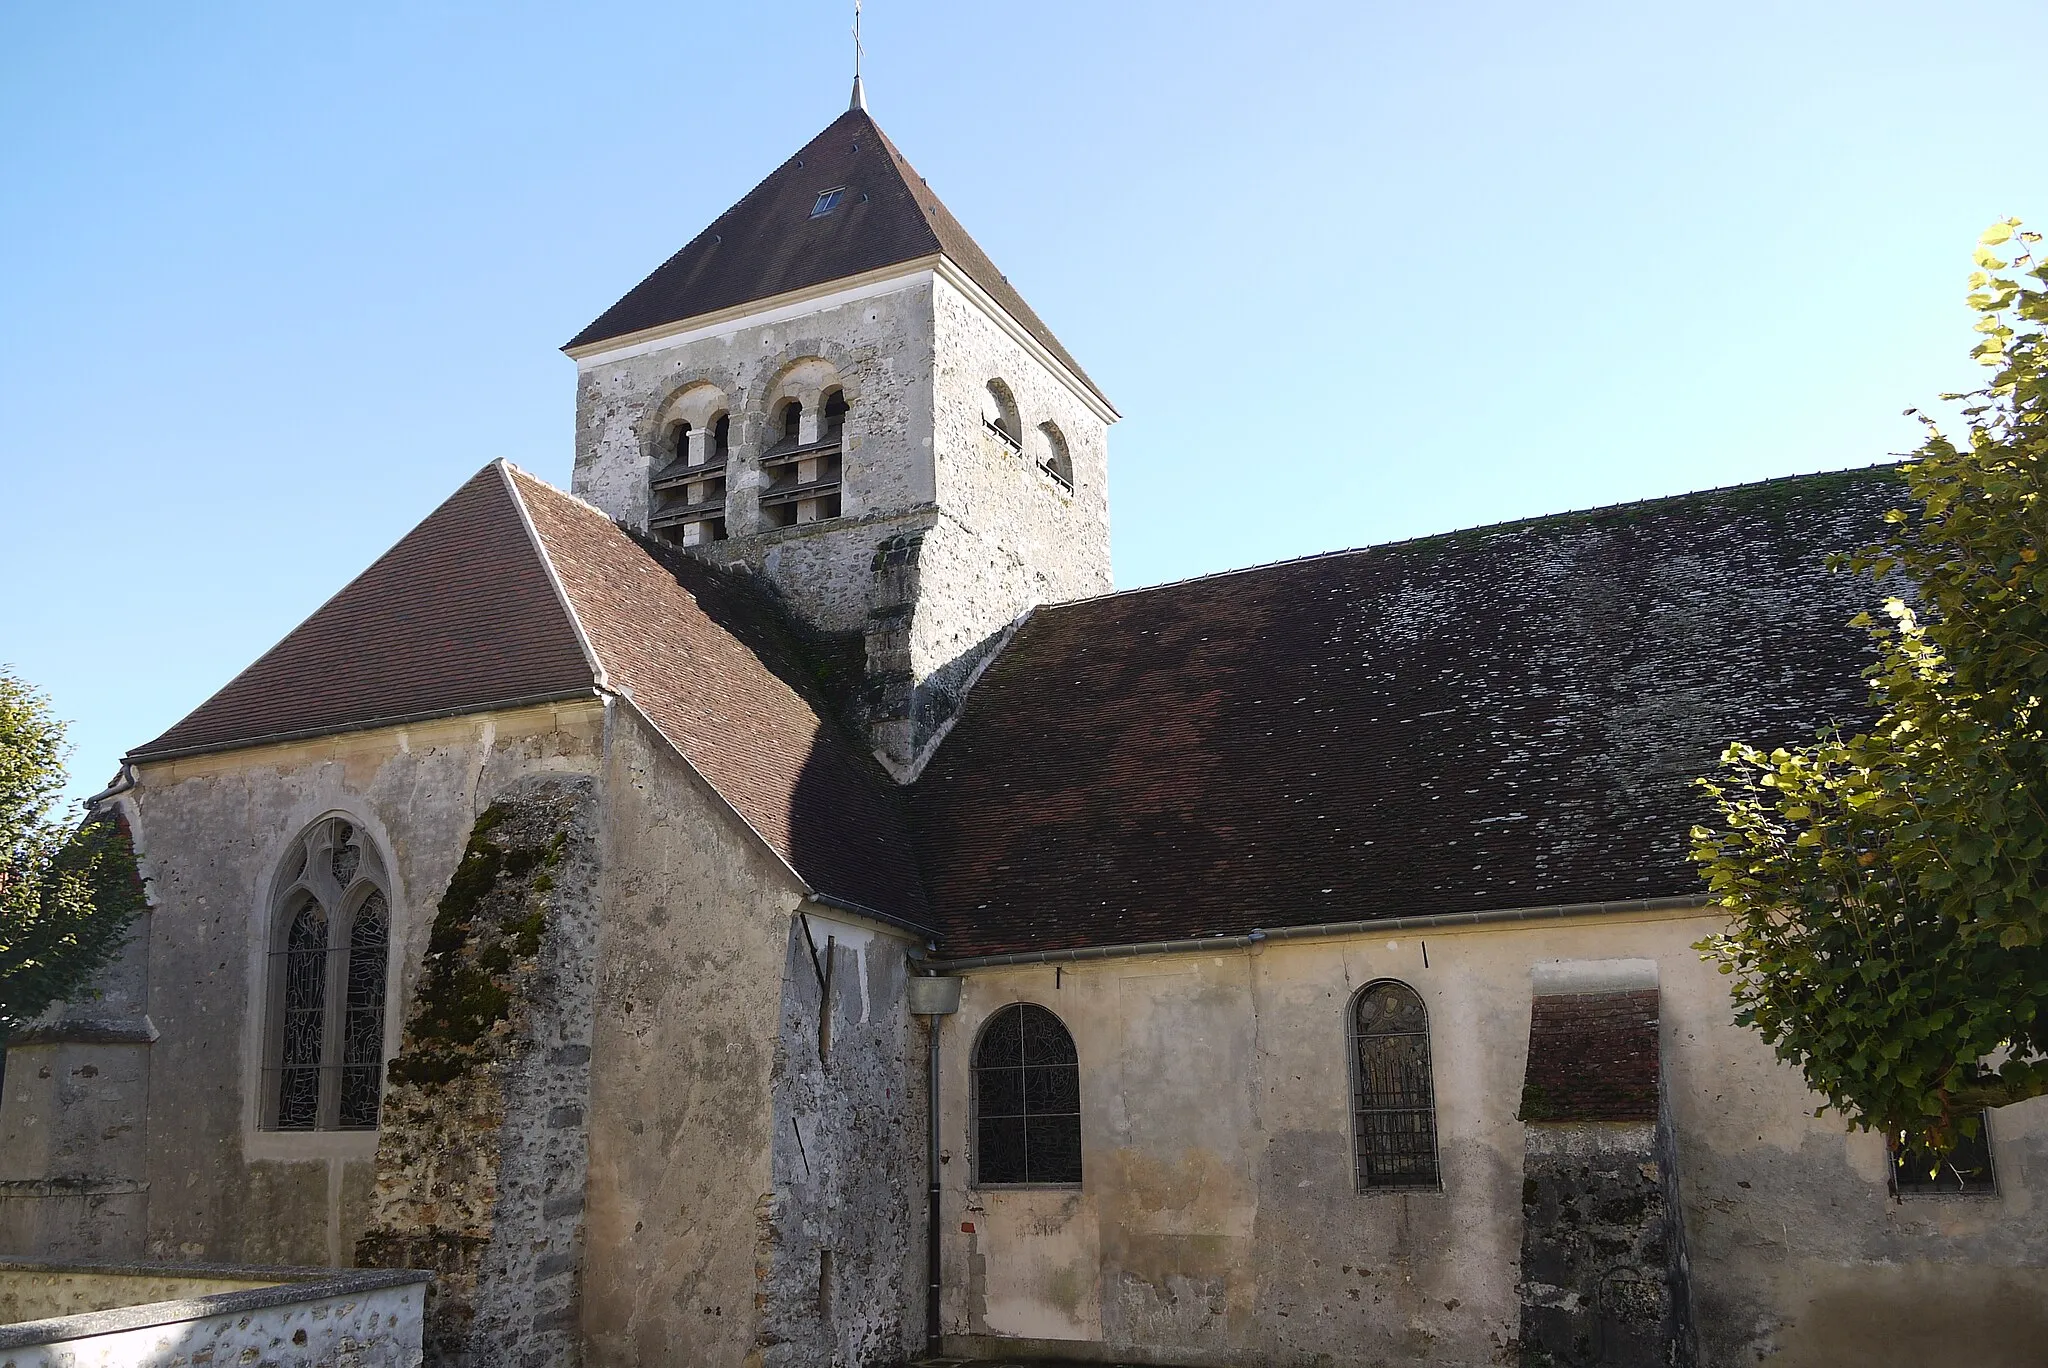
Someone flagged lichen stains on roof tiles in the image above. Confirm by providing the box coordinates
[910,464,1907,958]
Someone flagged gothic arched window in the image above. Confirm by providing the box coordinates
[263,817,394,1131]
[1349,980,1440,1190]
[973,1002,1081,1185]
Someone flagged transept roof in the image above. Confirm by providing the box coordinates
[132,463,927,924]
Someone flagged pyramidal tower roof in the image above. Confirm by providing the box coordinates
[564,105,1106,405]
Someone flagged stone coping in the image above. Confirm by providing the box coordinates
[0,1259,432,1349]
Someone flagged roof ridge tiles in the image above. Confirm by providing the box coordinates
[1040,460,1907,614]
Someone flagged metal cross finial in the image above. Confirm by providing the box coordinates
[849,0,867,110]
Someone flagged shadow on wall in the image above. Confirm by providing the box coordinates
[1764,1267,2048,1368]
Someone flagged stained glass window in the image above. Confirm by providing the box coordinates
[1350,981,1440,1190]
[975,1003,1081,1185]
[275,900,328,1129]
[339,891,389,1129]
[264,817,392,1132]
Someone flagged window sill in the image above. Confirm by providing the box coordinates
[243,1126,380,1164]
[969,1182,1084,1192]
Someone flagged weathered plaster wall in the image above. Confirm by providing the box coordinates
[761,912,924,1367]
[65,702,602,1273]
[577,705,797,1366]
[938,912,2048,1368]
[355,773,602,1367]
[581,706,926,1367]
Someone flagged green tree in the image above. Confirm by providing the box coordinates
[0,669,144,1052]
[1693,220,2048,1154]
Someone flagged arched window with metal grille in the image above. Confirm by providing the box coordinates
[1348,980,1440,1190]
[263,817,394,1131]
[973,1003,1082,1185]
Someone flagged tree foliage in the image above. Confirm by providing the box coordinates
[1693,221,2048,1154]
[0,669,144,1044]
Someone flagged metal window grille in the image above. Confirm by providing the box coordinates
[1350,981,1440,1191]
[1891,1113,1997,1196]
[974,1003,1081,1185]
[262,819,391,1132]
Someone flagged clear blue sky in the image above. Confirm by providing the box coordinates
[1,1,2037,805]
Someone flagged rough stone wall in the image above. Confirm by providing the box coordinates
[570,275,938,597]
[0,812,154,1261]
[575,704,797,1367]
[1515,979,1693,1368]
[760,913,924,1368]
[355,773,601,1368]
[937,912,2048,1368]
[75,702,601,1273]
[570,268,1115,775]
[1518,1126,1685,1368]
[908,274,1112,771]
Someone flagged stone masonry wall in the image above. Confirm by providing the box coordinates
[759,913,924,1368]
[1516,979,1695,1368]
[908,274,1112,773]
[355,773,602,1368]
[0,812,154,1262]
[570,275,938,606]
[570,268,1114,776]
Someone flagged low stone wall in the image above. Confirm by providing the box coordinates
[0,1261,428,1367]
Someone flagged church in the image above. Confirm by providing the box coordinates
[4,85,2045,1368]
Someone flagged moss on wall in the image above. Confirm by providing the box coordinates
[355,775,600,1368]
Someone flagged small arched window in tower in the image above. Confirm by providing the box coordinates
[264,817,394,1132]
[762,393,842,529]
[974,1002,1082,1185]
[981,380,1020,451]
[651,411,727,547]
[1037,422,1074,492]
[1349,980,1440,1190]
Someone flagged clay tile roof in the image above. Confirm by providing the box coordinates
[508,468,927,923]
[130,466,598,761]
[1520,989,1663,1124]
[563,108,1108,409]
[911,465,1906,958]
[135,463,926,924]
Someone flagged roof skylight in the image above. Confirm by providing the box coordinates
[810,187,845,218]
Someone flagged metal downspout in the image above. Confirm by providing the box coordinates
[925,1014,942,1354]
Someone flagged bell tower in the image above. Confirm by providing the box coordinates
[565,92,1116,778]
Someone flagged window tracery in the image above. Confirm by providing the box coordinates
[263,817,393,1132]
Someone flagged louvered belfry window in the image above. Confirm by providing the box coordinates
[974,1003,1082,1185]
[1350,980,1441,1190]
[263,818,393,1131]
